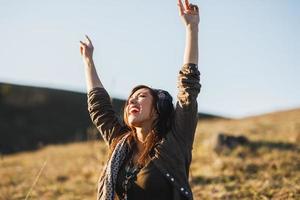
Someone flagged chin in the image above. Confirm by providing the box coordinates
[128,116,142,127]
[128,120,141,127]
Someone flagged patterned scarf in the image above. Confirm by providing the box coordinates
[97,133,130,200]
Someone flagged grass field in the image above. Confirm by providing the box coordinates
[1,108,300,200]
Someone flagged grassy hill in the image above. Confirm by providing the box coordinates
[0,82,91,154]
[1,108,299,199]
[0,82,221,154]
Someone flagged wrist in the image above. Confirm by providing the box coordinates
[186,24,199,32]
[83,57,94,67]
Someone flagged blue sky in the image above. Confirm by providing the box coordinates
[0,0,299,118]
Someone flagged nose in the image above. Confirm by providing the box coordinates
[128,96,137,105]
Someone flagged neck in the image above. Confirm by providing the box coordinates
[134,125,151,152]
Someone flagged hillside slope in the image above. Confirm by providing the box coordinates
[0,83,91,154]
[1,108,299,199]
[0,82,221,154]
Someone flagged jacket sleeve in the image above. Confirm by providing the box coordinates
[87,87,128,146]
[172,63,201,151]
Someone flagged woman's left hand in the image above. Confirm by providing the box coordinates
[177,0,200,27]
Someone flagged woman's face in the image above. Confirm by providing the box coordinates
[126,88,157,127]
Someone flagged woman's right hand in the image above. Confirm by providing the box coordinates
[80,35,94,63]
[177,0,200,28]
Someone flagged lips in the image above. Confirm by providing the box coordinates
[129,105,140,114]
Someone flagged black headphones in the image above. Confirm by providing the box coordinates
[154,89,174,117]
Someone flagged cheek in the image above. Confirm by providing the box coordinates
[141,101,154,116]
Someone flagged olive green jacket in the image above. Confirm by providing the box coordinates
[88,63,201,200]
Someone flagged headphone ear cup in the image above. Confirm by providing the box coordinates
[156,101,161,115]
[155,89,173,117]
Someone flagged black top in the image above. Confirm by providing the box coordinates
[115,158,173,200]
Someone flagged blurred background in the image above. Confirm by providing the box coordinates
[0,0,299,199]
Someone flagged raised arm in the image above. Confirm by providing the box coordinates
[80,36,127,145]
[172,0,201,151]
[178,0,199,65]
[80,35,103,92]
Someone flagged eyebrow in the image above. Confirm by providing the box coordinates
[131,91,148,98]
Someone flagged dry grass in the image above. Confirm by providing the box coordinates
[0,142,106,200]
[1,108,300,199]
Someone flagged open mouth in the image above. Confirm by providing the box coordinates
[129,106,140,114]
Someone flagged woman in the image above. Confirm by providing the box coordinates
[80,0,201,199]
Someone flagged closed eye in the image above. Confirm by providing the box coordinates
[127,92,148,103]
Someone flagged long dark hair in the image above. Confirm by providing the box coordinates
[110,85,174,166]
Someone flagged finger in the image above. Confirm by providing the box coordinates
[79,44,86,51]
[177,0,184,16]
[80,41,87,47]
[191,4,199,12]
[184,0,190,10]
[188,7,197,15]
[85,35,93,45]
[186,10,197,15]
